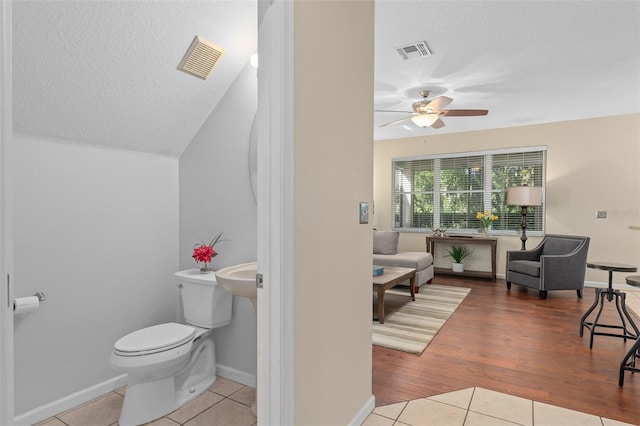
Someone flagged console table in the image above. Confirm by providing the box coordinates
[425,235,497,281]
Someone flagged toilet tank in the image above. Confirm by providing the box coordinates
[174,269,233,329]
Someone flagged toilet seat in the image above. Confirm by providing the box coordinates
[114,323,196,357]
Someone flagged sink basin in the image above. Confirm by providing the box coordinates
[215,261,258,306]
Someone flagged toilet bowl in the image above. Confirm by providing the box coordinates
[110,270,232,426]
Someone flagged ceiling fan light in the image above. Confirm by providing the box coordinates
[411,114,439,127]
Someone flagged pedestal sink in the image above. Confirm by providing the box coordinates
[214,261,258,415]
[215,261,257,308]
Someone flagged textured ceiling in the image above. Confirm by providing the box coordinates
[12,0,257,157]
[374,1,640,140]
[11,1,640,156]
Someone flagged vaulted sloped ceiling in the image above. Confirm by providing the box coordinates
[12,0,257,157]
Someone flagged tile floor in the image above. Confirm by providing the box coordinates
[36,379,637,426]
[363,387,635,426]
[36,378,256,426]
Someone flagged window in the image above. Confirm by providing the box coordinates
[392,147,546,234]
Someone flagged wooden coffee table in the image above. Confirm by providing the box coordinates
[373,266,416,324]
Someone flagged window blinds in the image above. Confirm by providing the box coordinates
[392,147,546,233]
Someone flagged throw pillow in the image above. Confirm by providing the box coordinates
[373,231,399,255]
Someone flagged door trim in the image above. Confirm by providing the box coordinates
[1,0,15,423]
[256,0,294,424]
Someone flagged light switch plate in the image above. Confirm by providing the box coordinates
[596,211,607,219]
[359,202,369,224]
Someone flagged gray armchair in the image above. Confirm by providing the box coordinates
[506,234,590,299]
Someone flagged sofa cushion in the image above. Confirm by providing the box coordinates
[509,260,541,277]
[542,238,581,256]
[373,231,399,255]
[373,252,433,271]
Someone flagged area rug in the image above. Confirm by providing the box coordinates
[372,284,471,354]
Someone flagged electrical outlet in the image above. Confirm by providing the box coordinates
[596,211,607,219]
[359,202,369,224]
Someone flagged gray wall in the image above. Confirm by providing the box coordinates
[13,138,179,414]
[179,62,258,381]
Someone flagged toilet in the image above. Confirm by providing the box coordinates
[110,269,232,426]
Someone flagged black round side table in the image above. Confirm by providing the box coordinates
[619,275,640,386]
[627,276,640,286]
[580,262,638,350]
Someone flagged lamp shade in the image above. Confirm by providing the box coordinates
[410,113,439,127]
[507,186,542,206]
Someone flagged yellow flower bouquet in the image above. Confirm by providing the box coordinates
[476,211,499,236]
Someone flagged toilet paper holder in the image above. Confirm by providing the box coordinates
[13,292,45,311]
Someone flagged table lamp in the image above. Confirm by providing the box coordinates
[507,186,542,250]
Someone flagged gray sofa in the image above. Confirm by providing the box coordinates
[506,234,590,299]
[373,230,434,291]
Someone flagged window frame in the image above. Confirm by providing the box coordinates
[391,146,546,235]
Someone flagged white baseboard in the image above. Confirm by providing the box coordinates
[14,363,257,425]
[216,363,256,388]
[497,277,637,292]
[348,394,375,426]
[14,374,128,426]
[584,280,637,291]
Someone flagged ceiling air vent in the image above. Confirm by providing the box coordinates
[396,41,432,60]
[177,36,225,80]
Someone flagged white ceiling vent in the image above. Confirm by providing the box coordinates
[178,36,225,80]
[396,41,432,60]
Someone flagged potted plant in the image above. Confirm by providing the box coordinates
[445,245,471,272]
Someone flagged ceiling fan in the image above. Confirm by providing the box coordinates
[378,90,488,129]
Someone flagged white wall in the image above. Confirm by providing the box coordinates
[12,58,259,419]
[12,137,179,415]
[179,62,258,381]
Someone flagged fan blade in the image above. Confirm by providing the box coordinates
[375,109,413,113]
[440,109,488,116]
[431,118,446,129]
[429,96,453,111]
[379,116,413,127]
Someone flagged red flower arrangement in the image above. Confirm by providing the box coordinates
[193,232,226,273]
[193,245,216,263]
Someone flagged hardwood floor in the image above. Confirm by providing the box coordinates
[372,275,640,424]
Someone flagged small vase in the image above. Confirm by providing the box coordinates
[199,263,211,274]
[480,227,489,238]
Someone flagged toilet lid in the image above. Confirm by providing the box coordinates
[114,322,196,355]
